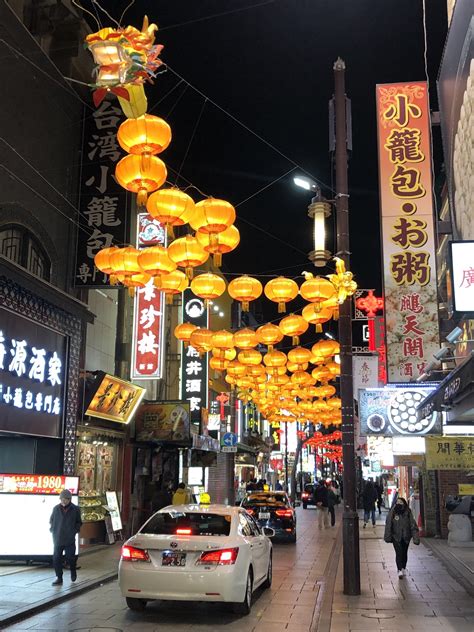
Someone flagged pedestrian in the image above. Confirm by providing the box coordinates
[256,478,264,491]
[384,497,420,578]
[275,480,283,491]
[362,479,378,527]
[327,480,340,527]
[314,480,329,529]
[172,482,191,505]
[246,478,257,492]
[49,489,82,586]
[375,481,384,515]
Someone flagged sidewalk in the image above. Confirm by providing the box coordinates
[327,511,474,632]
[0,544,121,628]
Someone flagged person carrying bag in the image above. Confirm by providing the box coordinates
[384,497,420,579]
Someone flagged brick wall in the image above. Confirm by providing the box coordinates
[437,470,474,538]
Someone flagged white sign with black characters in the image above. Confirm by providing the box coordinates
[451,240,474,315]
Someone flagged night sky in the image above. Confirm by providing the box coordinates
[88,0,447,316]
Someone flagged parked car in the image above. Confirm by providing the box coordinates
[119,504,274,615]
[301,484,316,509]
[241,491,296,543]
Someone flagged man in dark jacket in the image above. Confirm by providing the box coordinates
[314,481,329,529]
[50,489,82,585]
[384,497,420,578]
[362,480,378,527]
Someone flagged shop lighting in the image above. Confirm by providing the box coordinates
[219,311,224,317]
[325,332,335,340]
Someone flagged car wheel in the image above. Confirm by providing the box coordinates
[289,532,297,543]
[126,597,147,611]
[303,503,307,509]
[262,553,272,589]
[233,569,253,614]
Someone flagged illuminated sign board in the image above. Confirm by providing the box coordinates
[359,386,439,436]
[135,401,190,442]
[131,213,166,380]
[376,82,439,382]
[450,240,474,316]
[85,372,146,423]
[0,474,79,495]
[0,307,66,438]
[180,289,209,427]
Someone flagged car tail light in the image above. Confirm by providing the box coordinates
[121,545,150,562]
[176,528,192,535]
[245,508,254,515]
[197,547,239,566]
[275,509,293,518]
[302,492,309,499]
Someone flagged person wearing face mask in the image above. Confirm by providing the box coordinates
[49,489,82,586]
[384,497,420,578]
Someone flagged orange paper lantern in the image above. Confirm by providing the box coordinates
[195,224,240,267]
[190,273,226,302]
[264,277,299,313]
[146,188,196,232]
[174,322,198,347]
[117,114,171,155]
[115,154,167,207]
[137,246,176,277]
[278,314,309,346]
[233,328,259,349]
[168,235,209,279]
[154,269,188,303]
[190,198,236,236]
[228,275,262,312]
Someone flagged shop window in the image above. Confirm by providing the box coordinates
[0,224,51,281]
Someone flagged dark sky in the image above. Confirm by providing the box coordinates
[92,0,447,302]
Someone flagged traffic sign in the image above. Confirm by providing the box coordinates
[221,432,237,447]
[221,446,237,453]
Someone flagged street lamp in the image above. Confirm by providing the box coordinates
[294,177,332,267]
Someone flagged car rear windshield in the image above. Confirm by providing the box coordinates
[140,511,231,536]
[243,495,288,507]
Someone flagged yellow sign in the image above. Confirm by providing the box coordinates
[459,484,474,495]
[425,436,474,470]
[86,374,146,423]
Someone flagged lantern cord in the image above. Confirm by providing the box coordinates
[90,0,121,29]
[159,0,277,32]
[119,0,136,26]
[164,83,189,118]
[175,97,208,187]
[165,64,336,196]
[71,0,101,30]
[235,166,297,208]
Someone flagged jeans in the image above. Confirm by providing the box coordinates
[53,543,76,579]
[392,539,410,570]
[317,506,329,528]
[328,505,336,526]
[364,508,376,525]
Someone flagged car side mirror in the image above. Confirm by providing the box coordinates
[262,526,275,538]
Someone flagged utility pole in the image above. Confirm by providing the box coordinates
[334,57,360,595]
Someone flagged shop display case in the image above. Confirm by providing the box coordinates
[78,490,107,522]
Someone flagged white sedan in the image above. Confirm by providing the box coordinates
[118,504,274,614]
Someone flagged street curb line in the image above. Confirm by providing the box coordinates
[0,572,118,630]
[422,539,474,597]
[310,525,342,632]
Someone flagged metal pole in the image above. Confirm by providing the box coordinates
[334,57,360,595]
[284,421,289,492]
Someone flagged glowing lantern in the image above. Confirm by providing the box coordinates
[255,323,283,350]
[291,371,313,386]
[137,246,176,277]
[147,188,196,235]
[226,360,247,377]
[121,272,151,297]
[174,322,197,347]
[312,339,340,358]
[191,273,226,304]
[266,365,287,376]
[287,361,308,373]
[210,357,228,372]
[238,349,262,366]
[279,314,308,346]
[228,276,263,312]
[94,246,119,282]
[270,374,290,386]
[117,115,171,155]
[263,350,287,373]
[211,329,234,351]
[328,397,342,410]
[212,347,236,361]
[234,328,258,349]
[287,346,312,366]
[190,198,236,241]
[190,328,214,353]
[325,361,341,377]
[168,235,209,279]
[225,374,236,386]
[115,154,167,207]
[302,304,333,333]
[300,273,336,310]
[109,247,141,282]
[264,277,299,313]
[154,269,188,303]
[247,365,266,377]
[311,366,332,382]
[195,224,240,267]
[320,384,336,398]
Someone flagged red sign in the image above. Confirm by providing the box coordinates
[0,474,79,495]
[131,214,166,380]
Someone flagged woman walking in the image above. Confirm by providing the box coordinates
[384,497,420,578]
[362,480,378,527]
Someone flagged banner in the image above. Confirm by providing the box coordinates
[426,436,474,470]
[74,101,128,287]
[376,82,439,381]
[85,373,145,423]
[450,241,474,315]
[353,355,379,397]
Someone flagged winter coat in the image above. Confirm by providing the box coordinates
[314,485,329,508]
[362,484,378,511]
[50,503,82,547]
[384,507,420,544]
[327,488,339,508]
[172,487,191,505]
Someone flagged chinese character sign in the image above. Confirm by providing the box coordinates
[450,241,474,315]
[74,102,129,287]
[376,83,439,382]
[0,307,66,438]
[131,213,167,380]
[180,289,209,428]
[425,436,474,470]
[0,474,79,495]
[85,373,146,423]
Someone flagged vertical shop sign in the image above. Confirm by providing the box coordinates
[74,101,128,287]
[131,214,166,380]
[180,289,209,428]
[376,82,439,382]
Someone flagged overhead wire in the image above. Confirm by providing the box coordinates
[175,97,208,186]
[71,0,101,30]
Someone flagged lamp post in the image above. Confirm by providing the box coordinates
[333,57,360,595]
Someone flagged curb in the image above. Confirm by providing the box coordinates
[422,539,474,597]
[310,525,342,632]
[0,571,118,630]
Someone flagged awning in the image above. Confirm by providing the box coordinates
[417,352,474,420]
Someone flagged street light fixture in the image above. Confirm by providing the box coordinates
[294,177,332,268]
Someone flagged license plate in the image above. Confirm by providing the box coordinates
[162,551,186,567]
[259,512,270,520]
